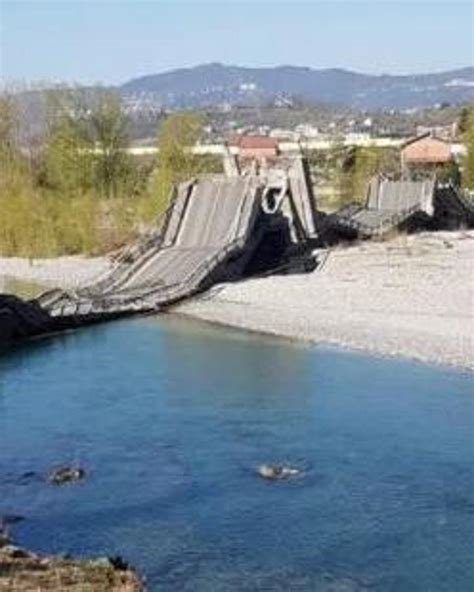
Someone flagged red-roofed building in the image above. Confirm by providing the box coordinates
[401,134,453,172]
[235,135,280,160]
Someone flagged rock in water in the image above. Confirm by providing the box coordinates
[257,463,301,480]
[48,466,86,485]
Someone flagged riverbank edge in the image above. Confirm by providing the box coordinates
[0,528,144,591]
[171,307,474,372]
[1,230,473,371]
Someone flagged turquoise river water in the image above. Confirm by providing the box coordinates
[0,316,473,591]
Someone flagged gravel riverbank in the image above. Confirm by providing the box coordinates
[176,231,474,370]
[0,530,143,591]
[1,231,473,369]
[0,256,111,293]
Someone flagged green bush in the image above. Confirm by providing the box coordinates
[0,93,221,257]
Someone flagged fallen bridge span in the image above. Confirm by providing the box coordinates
[2,159,319,346]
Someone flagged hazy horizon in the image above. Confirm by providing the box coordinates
[2,61,474,91]
[1,1,472,85]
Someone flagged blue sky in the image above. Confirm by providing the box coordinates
[1,1,472,84]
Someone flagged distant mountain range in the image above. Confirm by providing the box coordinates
[120,63,474,110]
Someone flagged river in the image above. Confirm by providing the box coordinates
[0,316,473,591]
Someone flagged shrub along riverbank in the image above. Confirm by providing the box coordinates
[0,89,220,257]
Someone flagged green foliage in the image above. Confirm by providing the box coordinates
[0,94,219,257]
[339,146,400,205]
[43,110,95,194]
[0,94,19,161]
[0,89,136,256]
[458,106,473,136]
[306,144,401,210]
[0,95,30,184]
[149,112,206,217]
[461,108,474,191]
[42,89,133,198]
[436,160,461,186]
[89,90,134,198]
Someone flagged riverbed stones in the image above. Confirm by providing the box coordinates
[0,538,144,591]
[1,544,30,559]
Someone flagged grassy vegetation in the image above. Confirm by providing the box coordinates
[0,91,218,257]
[308,131,469,213]
[1,88,471,257]
[306,144,401,211]
[461,107,474,191]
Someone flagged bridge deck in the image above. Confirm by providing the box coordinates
[38,175,264,318]
[329,178,474,239]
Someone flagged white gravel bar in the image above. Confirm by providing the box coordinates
[1,232,473,369]
[176,231,474,370]
[0,256,111,291]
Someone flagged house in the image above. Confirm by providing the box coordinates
[401,133,453,173]
[237,135,280,160]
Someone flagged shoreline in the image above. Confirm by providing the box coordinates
[0,255,111,295]
[1,230,473,370]
[0,527,143,591]
[174,230,474,371]
[172,308,473,372]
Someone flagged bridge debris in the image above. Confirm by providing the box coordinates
[327,176,474,240]
[2,161,473,349]
[35,159,320,321]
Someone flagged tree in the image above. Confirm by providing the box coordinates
[42,89,96,194]
[457,106,473,136]
[0,94,18,160]
[89,90,133,198]
[339,146,397,205]
[43,88,133,198]
[436,161,461,187]
[148,112,204,217]
[462,109,474,191]
[0,93,32,191]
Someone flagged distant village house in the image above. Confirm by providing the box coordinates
[401,133,453,175]
[228,135,280,161]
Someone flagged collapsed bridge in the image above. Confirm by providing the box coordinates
[4,155,473,349]
[327,176,474,239]
[21,157,319,334]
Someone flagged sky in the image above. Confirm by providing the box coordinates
[1,0,473,85]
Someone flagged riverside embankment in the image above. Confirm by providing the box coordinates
[177,230,474,369]
[1,231,473,368]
